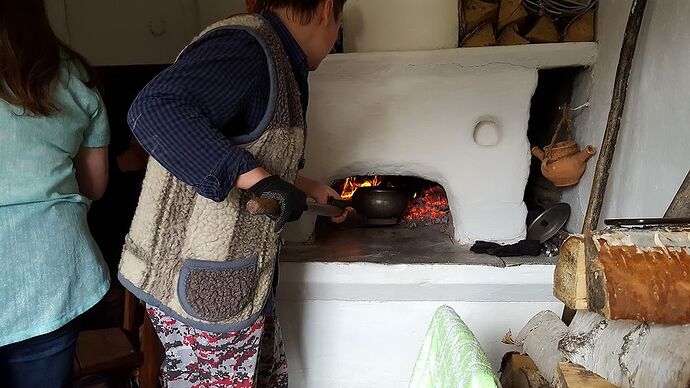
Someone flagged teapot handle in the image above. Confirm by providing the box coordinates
[548,105,575,147]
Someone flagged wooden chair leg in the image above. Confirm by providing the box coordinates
[123,290,142,347]
[139,313,164,388]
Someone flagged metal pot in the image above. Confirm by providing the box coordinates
[352,187,409,225]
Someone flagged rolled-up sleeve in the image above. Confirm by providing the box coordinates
[128,29,268,202]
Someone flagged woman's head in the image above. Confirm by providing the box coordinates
[0,0,93,116]
[256,0,346,70]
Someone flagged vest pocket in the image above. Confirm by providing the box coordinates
[178,256,258,322]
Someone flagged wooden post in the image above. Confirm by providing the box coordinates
[582,0,648,232]
[122,289,142,348]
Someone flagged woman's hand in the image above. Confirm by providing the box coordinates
[295,176,353,223]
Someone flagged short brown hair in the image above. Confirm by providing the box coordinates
[255,0,346,24]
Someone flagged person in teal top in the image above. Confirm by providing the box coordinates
[0,0,111,386]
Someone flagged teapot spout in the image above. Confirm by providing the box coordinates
[578,145,596,162]
[531,146,545,161]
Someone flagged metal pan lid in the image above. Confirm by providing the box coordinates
[527,203,571,243]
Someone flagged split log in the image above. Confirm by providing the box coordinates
[462,23,496,47]
[526,15,559,44]
[499,23,529,46]
[562,311,690,388]
[665,170,690,218]
[583,0,648,232]
[463,0,500,35]
[555,227,690,324]
[497,0,528,32]
[553,235,588,310]
[554,363,617,388]
[586,227,690,324]
[515,310,690,387]
[500,353,550,388]
[514,311,568,384]
[563,12,595,42]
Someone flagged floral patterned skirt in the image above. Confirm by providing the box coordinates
[146,305,288,388]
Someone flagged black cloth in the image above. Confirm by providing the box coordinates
[470,240,541,257]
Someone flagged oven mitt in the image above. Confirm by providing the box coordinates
[249,175,307,232]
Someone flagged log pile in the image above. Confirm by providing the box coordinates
[510,310,690,387]
[503,225,690,387]
[459,0,596,47]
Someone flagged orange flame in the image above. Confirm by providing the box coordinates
[340,176,382,200]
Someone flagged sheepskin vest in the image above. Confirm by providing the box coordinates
[118,14,305,332]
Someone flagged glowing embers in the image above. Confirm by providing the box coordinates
[402,185,450,227]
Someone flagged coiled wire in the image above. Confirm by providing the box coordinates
[522,0,598,20]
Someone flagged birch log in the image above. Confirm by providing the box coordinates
[562,311,690,388]
[586,228,690,324]
[515,310,690,387]
[514,310,568,384]
[555,227,690,324]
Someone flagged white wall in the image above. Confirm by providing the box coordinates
[276,262,562,387]
[564,0,690,231]
[45,0,246,66]
[66,0,198,65]
[343,0,459,52]
[197,0,248,28]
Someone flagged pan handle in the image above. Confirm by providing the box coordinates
[246,198,346,218]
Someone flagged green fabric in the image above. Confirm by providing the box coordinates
[410,306,500,388]
[0,60,110,346]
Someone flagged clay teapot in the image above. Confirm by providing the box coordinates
[532,144,596,187]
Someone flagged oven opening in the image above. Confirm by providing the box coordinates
[280,175,484,264]
[329,175,452,232]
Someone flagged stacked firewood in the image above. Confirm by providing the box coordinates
[459,0,596,47]
[501,226,690,387]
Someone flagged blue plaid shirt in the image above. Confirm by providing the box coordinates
[128,13,309,202]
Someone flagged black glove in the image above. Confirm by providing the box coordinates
[249,175,307,232]
[470,240,541,257]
